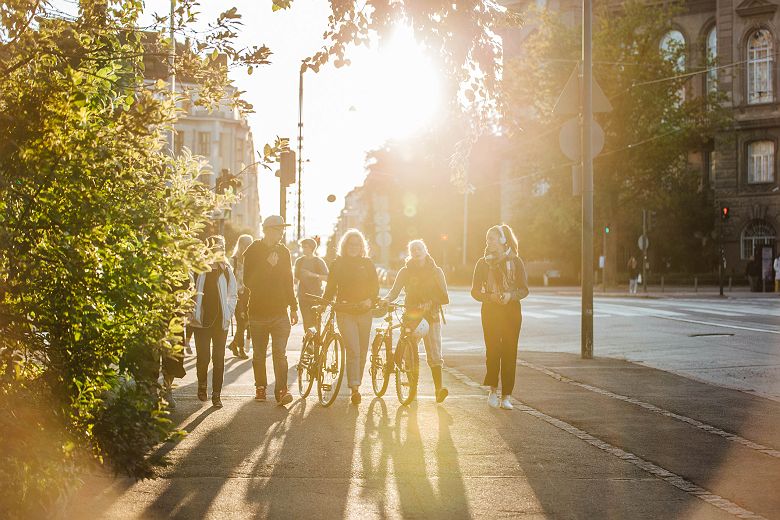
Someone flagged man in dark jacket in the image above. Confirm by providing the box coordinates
[244,215,298,405]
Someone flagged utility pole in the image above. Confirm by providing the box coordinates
[297,66,304,241]
[602,225,608,292]
[168,0,176,153]
[462,170,470,266]
[642,209,648,293]
[581,0,594,360]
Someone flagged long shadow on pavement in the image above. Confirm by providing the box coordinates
[360,398,471,519]
[244,396,360,518]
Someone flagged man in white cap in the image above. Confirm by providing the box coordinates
[243,215,298,405]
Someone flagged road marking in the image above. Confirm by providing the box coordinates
[545,309,582,316]
[517,360,780,459]
[659,316,780,335]
[443,366,768,520]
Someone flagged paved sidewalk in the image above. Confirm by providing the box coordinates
[65,348,780,519]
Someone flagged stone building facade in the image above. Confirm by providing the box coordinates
[502,0,780,274]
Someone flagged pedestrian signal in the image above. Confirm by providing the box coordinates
[720,206,730,221]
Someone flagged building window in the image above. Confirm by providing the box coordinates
[747,29,773,104]
[660,30,686,102]
[706,26,717,94]
[747,140,775,183]
[741,220,776,259]
[197,132,211,156]
[707,150,718,185]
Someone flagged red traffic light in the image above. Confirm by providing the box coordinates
[720,206,730,220]
[440,234,449,241]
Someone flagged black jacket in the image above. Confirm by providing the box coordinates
[243,240,298,318]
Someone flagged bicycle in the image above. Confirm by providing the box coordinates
[369,301,420,406]
[296,294,346,407]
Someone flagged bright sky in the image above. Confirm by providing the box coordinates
[144,0,445,240]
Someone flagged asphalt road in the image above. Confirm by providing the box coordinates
[64,290,780,519]
[442,289,780,400]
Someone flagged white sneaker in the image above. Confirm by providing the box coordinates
[488,391,500,408]
[500,397,513,410]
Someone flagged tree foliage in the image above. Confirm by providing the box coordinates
[503,0,730,274]
[0,1,248,517]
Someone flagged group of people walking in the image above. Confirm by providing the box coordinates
[171,216,529,410]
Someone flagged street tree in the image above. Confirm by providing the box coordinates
[0,1,280,517]
[502,0,729,275]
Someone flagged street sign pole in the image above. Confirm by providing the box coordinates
[581,0,594,360]
[642,209,648,293]
[718,215,724,296]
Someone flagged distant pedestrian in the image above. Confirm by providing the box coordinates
[244,216,298,405]
[294,237,329,330]
[323,229,379,404]
[471,224,529,411]
[774,254,780,293]
[383,239,450,403]
[190,235,238,408]
[746,254,761,292]
[227,234,253,359]
[627,256,640,295]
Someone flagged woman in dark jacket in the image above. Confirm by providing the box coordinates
[323,229,379,404]
[471,224,529,410]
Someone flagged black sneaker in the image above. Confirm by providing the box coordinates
[351,391,362,405]
[277,388,293,406]
[197,386,207,402]
[212,395,223,408]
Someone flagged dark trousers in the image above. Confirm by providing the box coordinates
[250,314,291,396]
[229,289,250,349]
[481,302,522,396]
[194,324,229,396]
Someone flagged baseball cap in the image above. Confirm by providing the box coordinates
[262,215,291,228]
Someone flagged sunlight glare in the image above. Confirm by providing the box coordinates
[359,26,442,140]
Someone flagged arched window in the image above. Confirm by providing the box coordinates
[747,29,773,104]
[747,140,775,183]
[706,26,717,94]
[661,30,686,102]
[741,220,776,259]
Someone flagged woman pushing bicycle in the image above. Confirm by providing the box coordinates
[381,239,450,404]
[323,229,379,404]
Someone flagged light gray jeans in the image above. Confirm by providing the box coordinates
[421,320,444,367]
[337,310,373,388]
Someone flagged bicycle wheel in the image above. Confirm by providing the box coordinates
[318,334,346,407]
[297,334,318,398]
[395,338,419,406]
[370,332,392,397]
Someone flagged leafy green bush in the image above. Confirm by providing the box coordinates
[0,3,221,517]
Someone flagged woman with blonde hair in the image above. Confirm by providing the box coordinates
[383,239,450,403]
[470,224,529,410]
[228,233,254,359]
[323,229,379,404]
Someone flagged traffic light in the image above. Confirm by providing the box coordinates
[721,206,730,221]
[440,233,449,241]
[604,224,610,234]
[278,150,296,187]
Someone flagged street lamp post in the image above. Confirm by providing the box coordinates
[297,65,304,241]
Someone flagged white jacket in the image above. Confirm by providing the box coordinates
[190,262,238,330]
